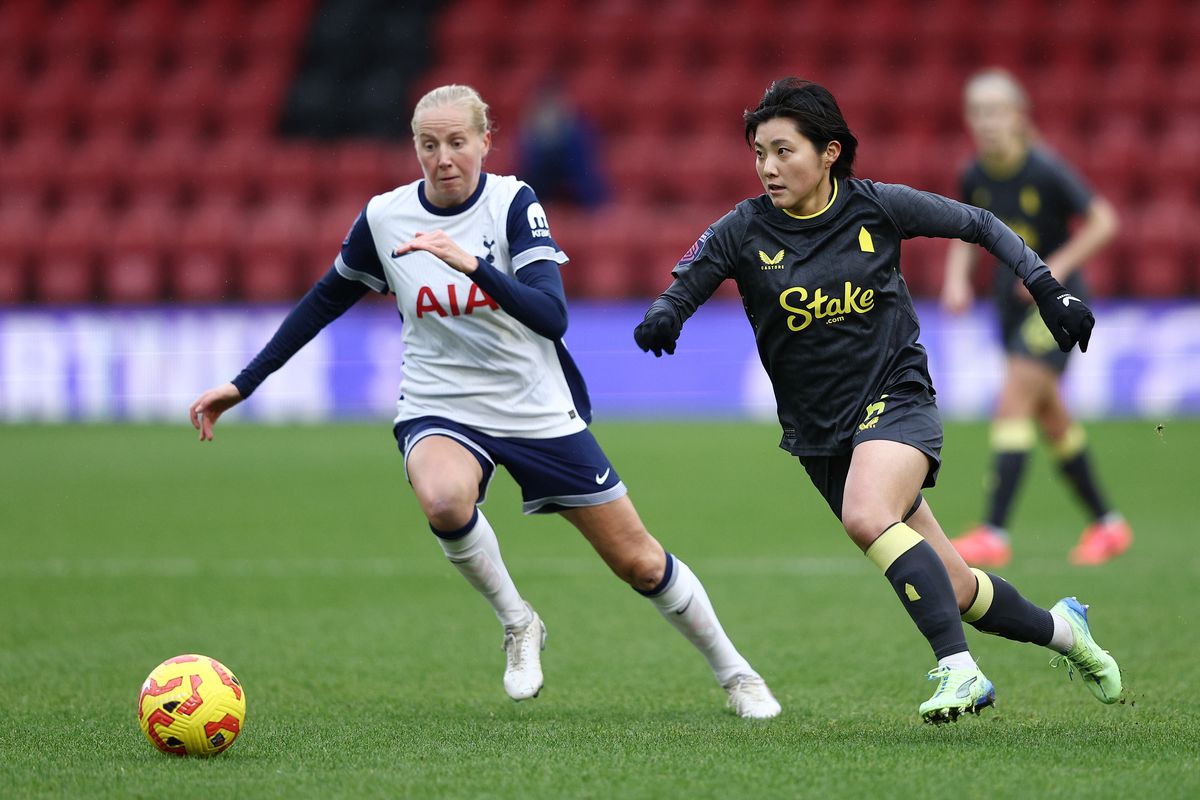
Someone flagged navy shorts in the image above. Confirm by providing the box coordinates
[393,416,627,515]
[798,381,943,522]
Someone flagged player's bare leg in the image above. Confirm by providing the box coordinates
[843,440,993,723]
[407,436,544,700]
[561,497,780,718]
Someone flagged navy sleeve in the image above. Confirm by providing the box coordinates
[231,266,369,398]
[505,185,568,270]
[872,182,1051,285]
[470,258,568,339]
[334,207,390,293]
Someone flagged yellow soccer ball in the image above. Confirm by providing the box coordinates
[137,654,246,756]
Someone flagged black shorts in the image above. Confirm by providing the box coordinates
[797,381,943,522]
[999,303,1072,374]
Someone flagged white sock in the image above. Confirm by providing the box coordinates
[1047,612,1076,653]
[434,510,530,629]
[643,554,753,685]
[937,651,978,671]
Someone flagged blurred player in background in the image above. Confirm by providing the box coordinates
[190,85,780,718]
[941,69,1130,568]
[635,77,1123,724]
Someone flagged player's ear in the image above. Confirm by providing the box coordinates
[824,140,842,168]
[480,130,492,159]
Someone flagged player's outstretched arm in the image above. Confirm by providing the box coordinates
[190,383,243,442]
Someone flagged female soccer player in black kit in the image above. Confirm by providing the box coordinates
[943,69,1129,569]
[634,77,1123,724]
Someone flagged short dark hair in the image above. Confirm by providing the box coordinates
[743,78,858,180]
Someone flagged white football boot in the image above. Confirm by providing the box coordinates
[502,602,546,700]
[723,673,782,719]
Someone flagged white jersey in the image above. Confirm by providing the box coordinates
[333,174,589,438]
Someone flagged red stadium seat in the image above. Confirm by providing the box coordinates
[221,59,291,139]
[60,132,137,209]
[41,0,113,53]
[108,0,179,57]
[0,2,45,54]
[1126,197,1193,296]
[173,202,240,303]
[19,59,92,140]
[36,206,107,304]
[0,203,39,304]
[0,135,66,208]
[103,204,174,304]
[239,202,312,302]
[261,143,323,207]
[85,63,157,140]
[129,134,203,207]
[154,65,224,140]
[175,0,243,56]
[198,135,273,206]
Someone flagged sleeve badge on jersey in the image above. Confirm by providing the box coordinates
[677,227,715,266]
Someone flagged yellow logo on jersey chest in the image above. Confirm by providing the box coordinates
[758,249,786,269]
[1020,185,1041,216]
[778,282,876,331]
[858,226,875,253]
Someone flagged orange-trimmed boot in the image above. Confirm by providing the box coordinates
[1070,515,1133,565]
[950,525,1012,569]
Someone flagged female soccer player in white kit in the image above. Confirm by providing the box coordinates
[189,85,780,718]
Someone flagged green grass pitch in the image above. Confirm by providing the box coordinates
[2,420,1197,798]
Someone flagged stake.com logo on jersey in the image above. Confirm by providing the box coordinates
[777,281,875,331]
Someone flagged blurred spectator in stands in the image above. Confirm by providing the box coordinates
[517,82,608,209]
[941,68,1128,569]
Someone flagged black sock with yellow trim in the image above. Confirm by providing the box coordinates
[985,419,1035,529]
[866,522,968,659]
[961,568,1054,645]
[1052,424,1111,520]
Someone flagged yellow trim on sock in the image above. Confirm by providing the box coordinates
[962,568,994,623]
[990,418,1036,452]
[865,522,924,573]
[1051,423,1087,461]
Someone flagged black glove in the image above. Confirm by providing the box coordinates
[633,308,682,357]
[1026,273,1095,353]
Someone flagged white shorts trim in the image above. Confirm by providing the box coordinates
[522,481,628,515]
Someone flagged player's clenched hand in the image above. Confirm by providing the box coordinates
[190,383,243,442]
[634,309,682,357]
[1027,273,1095,353]
[392,230,478,274]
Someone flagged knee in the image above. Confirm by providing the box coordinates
[623,550,667,593]
[842,507,894,551]
[417,487,476,532]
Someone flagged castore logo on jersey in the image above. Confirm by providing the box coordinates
[758,249,786,269]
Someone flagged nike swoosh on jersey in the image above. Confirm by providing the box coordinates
[594,468,611,484]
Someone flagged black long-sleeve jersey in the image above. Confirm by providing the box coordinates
[653,178,1053,456]
[961,147,1093,315]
